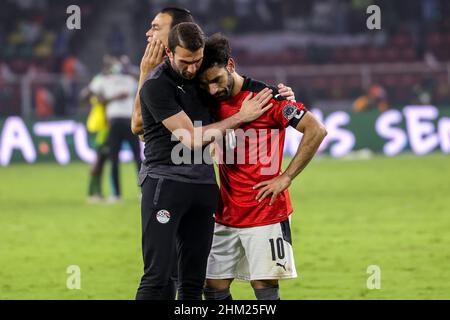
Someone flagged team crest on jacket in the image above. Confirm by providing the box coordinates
[283,104,296,121]
[156,210,171,224]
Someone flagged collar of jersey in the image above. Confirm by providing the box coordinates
[223,76,252,106]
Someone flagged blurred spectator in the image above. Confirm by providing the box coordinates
[0,62,14,81]
[120,55,140,79]
[1,0,450,117]
[35,85,54,118]
[411,77,435,105]
[62,55,87,79]
[62,55,87,114]
[353,84,389,112]
[424,50,440,69]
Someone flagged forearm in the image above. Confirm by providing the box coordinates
[284,127,327,180]
[166,88,274,149]
[131,96,144,135]
[131,74,148,135]
[192,113,245,148]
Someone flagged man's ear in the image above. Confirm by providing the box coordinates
[226,58,236,73]
[166,47,173,59]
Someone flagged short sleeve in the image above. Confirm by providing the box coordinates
[140,79,182,123]
[271,99,308,128]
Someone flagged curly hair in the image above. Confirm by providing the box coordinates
[199,33,231,74]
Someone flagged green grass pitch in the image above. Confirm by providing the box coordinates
[0,154,449,300]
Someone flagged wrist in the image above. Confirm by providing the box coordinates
[282,171,294,182]
[139,73,147,86]
[232,112,245,127]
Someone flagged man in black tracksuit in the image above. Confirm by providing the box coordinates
[135,22,274,300]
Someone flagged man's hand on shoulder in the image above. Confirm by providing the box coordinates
[237,88,274,123]
[277,83,296,102]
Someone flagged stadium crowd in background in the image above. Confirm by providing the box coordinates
[1,0,450,117]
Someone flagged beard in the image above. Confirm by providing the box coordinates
[214,71,235,101]
[181,70,195,80]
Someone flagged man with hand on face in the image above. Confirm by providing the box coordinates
[132,7,195,137]
[197,34,328,300]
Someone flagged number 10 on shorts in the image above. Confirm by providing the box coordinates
[269,238,285,260]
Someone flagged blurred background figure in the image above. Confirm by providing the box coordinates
[61,55,87,115]
[353,84,389,112]
[98,58,140,203]
[120,54,140,79]
[79,54,141,203]
[35,84,55,117]
[411,76,435,105]
[80,55,115,203]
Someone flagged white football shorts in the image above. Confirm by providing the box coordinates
[206,218,297,281]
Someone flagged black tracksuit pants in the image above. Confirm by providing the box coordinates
[136,176,218,300]
[107,118,142,197]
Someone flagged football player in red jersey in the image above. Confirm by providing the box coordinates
[198,34,328,300]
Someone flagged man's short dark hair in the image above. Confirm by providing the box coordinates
[161,7,194,28]
[199,33,231,74]
[168,22,205,53]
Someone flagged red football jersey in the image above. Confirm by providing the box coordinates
[214,77,307,228]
